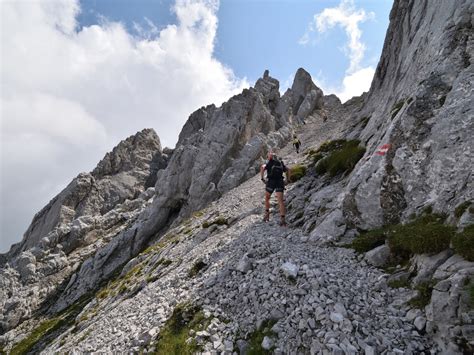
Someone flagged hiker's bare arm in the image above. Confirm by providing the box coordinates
[260,164,266,180]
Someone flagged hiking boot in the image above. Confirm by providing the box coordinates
[279,215,287,227]
[263,209,270,222]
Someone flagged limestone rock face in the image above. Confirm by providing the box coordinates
[341,0,473,230]
[0,129,165,334]
[276,68,324,125]
[51,71,298,312]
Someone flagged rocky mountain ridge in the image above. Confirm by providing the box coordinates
[1,0,473,353]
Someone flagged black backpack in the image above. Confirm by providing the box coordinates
[268,157,284,179]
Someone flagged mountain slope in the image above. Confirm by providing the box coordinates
[1,0,473,353]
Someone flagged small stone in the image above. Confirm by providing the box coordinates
[364,345,376,355]
[262,336,273,350]
[414,316,426,331]
[330,312,344,323]
[281,262,299,279]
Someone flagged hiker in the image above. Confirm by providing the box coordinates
[260,151,290,226]
[292,135,301,154]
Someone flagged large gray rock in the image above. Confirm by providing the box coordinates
[426,267,474,353]
[410,250,453,285]
[364,244,391,268]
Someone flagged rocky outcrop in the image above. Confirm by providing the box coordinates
[0,129,165,334]
[276,68,324,125]
[341,0,473,230]
[50,71,322,313]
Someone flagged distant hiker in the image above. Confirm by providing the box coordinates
[260,151,290,226]
[292,135,301,154]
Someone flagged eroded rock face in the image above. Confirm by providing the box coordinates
[52,71,320,312]
[0,129,165,334]
[341,0,473,230]
[294,0,473,242]
[276,68,324,125]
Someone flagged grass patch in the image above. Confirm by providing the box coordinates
[10,295,92,354]
[96,288,109,300]
[247,319,277,355]
[455,201,472,218]
[317,139,348,153]
[188,260,208,278]
[409,281,436,309]
[202,216,228,229]
[192,210,205,218]
[468,279,474,309]
[154,304,209,354]
[315,140,366,177]
[452,225,474,261]
[289,164,307,182]
[10,318,64,354]
[351,228,388,253]
[387,278,411,289]
[388,213,455,255]
[158,258,173,267]
[391,99,405,119]
[95,263,144,301]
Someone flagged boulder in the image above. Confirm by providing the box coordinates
[364,245,391,267]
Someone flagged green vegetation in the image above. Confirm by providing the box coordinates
[154,304,209,354]
[391,99,405,119]
[289,164,307,182]
[388,213,455,255]
[192,210,205,218]
[10,317,64,354]
[409,281,436,309]
[202,216,228,229]
[351,228,388,253]
[247,320,277,355]
[468,279,474,309]
[387,278,411,289]
[314,140,366,177]
[452,225,474,261]
[158,258,173,267]
[95,263,144,300]
[10,295,92,354]
[188,260,208,277]
[317,139,348,153]
[455,201,472,218]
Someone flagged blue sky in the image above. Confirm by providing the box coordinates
[77,0,392,92]
[1,0,392,251]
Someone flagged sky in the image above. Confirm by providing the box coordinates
[0,0,392,252]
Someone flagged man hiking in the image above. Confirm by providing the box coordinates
[292,135,301,154]
[260,151,290,226]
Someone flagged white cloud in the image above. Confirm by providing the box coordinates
[0,0,248,252]
[300,0,375,102]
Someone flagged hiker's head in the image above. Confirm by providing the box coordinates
[267,151,274,160]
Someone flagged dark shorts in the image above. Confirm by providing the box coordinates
[266,179,284,194]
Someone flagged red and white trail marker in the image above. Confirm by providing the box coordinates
[375,143,391,156]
